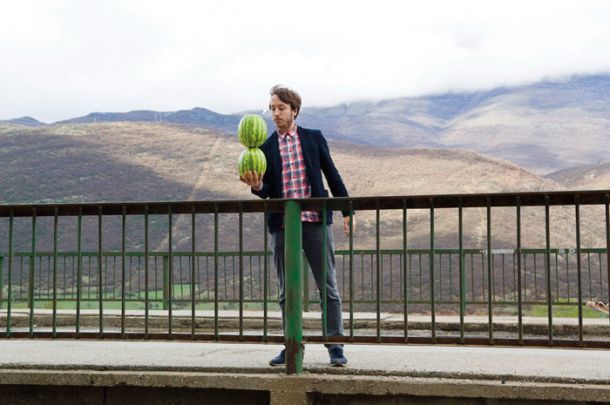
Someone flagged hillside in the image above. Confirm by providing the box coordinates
[547,162,610,190]
[1,122,606,256]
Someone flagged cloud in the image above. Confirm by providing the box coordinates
[1,0,610,122]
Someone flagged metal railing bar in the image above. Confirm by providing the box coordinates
[121,206,126,337]
[402,199,408,342]
[29,208,36,337]
[516,197,523,344]
[486,198,493,344]
[430,199,436,343]
[168,206,173,338]
[349,200,354,341]
[263,204,269,341]
[238,204,244,339]
[544,196,553,345]
[575,196,583,345]
[52,206,58,337]
[6,210,14,337]
[144,206,150,338]
[375,200,381,342]
[191,206,196,338]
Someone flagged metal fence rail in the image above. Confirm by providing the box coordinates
[1,248,607,309]
[0,190,609,374]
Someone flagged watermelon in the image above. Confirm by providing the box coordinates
[238,147,267,177]
[238,114,267,148]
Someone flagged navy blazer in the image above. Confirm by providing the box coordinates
[252,126,350,233]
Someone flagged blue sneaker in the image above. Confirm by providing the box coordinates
[269,346,305,366]
[329,347,347,367]
[269,349,286,366]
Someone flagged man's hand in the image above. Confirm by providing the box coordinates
[343,215,356,236]
[239,171,263,189]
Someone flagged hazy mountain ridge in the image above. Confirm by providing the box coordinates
[547,162,610,190]
[4,74,610,174]
[0,116,46,127]
[55,107,242,134]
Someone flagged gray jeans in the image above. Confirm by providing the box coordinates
[271,222,344,349]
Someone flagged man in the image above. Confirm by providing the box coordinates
[240,84,355,367]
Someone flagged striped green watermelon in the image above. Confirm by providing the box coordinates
[238,147,267,177]
[238,114,267,147]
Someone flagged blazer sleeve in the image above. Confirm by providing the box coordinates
[318,132,352,217]
[251,139,272,199]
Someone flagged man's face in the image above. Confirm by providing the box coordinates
[269,94,296,130]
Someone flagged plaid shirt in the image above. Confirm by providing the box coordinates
[278,124,321,223]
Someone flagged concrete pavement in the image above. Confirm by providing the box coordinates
[0,340,610,403]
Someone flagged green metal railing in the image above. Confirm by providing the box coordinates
[0,191,609,375]
[1,248,607,310]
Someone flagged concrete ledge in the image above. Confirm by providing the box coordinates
[1,369,610,403]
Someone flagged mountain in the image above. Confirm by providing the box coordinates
[547,161,610,190]
[439,75,610,174]
[0,116,46,127]
[55,107,242,134]
[1,121,558,205]
[3,121,607,255]
[38,74,610,175]
[295,75,610,174]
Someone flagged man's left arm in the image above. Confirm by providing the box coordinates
[319,134,348,197]
[318,133,355,235]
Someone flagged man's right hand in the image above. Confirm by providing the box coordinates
[239,170,263,189]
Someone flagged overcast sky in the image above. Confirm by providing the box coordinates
[2,0,610,122]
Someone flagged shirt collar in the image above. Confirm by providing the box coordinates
[278,123,297,140]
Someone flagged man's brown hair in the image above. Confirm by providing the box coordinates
[269,84,302,118]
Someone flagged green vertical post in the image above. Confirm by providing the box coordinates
[605,194,610,333]
[486,198,493,344]
[168,207,173,337]
[6,211,13,337]
[52,207,58,337]
[516,197,523,344]
[29,208,37,337]
[429,199,436,343]
[349,200,355,341]
[0,255,4,310]
[599,194,610,332]
[144,206,150,338]
[191,206,196,338]
[458,202,465,343]
[238,205,244,339]
[98,207,103,337]
[284,200,303,375]
[214,206,219,339]
[575,196,583,345]
[321,201,328,340]
[402,199,408,342]
[263,204,269,340]
[375,201,381,342]
[121,206,126,337]
[544,196,553,345]
[76,209,82,337]
[162,254,170,311]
